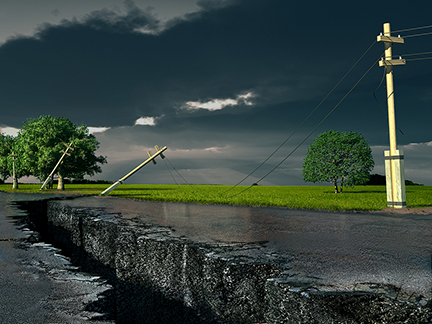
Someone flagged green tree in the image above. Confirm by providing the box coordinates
[16,115,107,190]
[302,130,374,193]
[1,134,30,188]
[0,133,13,182]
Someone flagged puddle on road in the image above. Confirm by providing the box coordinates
[16,240,115,323]
[2,193,115,323]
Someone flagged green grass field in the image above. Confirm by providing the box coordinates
[0,183,431,211]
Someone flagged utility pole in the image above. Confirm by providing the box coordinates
[40,142,74,190]
[100,145,167,196]
[377,22,406,208]
[9,152,18,189]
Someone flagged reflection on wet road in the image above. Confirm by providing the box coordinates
[0,193,114,323]
[2,191,432,323]
[64,196,432,297]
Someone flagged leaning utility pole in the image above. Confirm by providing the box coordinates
[40,142,74,190]
[100,145,167,196]
[377,22,406,208]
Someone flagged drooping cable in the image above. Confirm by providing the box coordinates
[163,158,181,187]
[403,31,432,38]
[222,40,378,194]
[163,44,382,199]
[164,156,215,198]
[226,53,385,198]
[372,63,404,135]
[394,51,432,57]
[392,24,432,34]
[405,57,432,62]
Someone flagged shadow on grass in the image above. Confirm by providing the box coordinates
[112,187,176,191]
[323,191,386,194]
[110,193,151,197]
[345,191,386,194]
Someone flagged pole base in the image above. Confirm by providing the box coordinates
[384,150,406,209]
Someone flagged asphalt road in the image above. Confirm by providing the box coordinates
[63,196,432,299]
[2,192,432,323]
[0,193,114,324]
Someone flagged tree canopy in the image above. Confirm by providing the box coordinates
[15,115,107,189]
[302,130,374,193]
[0,133,13,182]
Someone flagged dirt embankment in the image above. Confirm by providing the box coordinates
[379,206,432,215]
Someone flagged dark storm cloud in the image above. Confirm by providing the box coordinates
[75,1,160,33]
[0,0,431,164]
[0,0,389,129]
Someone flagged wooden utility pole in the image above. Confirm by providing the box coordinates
[9,152,18,189]
[377,22,406,208]
[40,142,74,190]
[100,145,167,196]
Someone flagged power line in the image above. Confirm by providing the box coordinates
[373,66,387,113]
[222,40,378,194]
[164,43,382,199]
[392,24,432,33]
[163,158,180,187]
[403,31,432,38]
[405,57,432,62]
[226,53,385,198]
[394,51,432,57]
[163,156,217,198]
[372,66,404,135]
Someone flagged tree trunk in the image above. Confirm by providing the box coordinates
[12,177,18,190]
[340,177,344,193]
[57,165,65,190]
[334,179,339,193]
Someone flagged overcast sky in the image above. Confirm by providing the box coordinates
[1,0,431,186]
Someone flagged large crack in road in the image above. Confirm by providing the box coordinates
[0,192,114,324]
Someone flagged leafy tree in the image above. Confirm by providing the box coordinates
[16,115,107,190]
[302,130,374,193]
[0,133,13,182]
[0,134,30,188]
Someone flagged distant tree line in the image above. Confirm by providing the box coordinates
[0,115,107,189]
[366,174,423,186]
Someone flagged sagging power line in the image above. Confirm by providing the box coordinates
[392,24,432,33]
[223,39,378,194]
[164,51,386,199]
[161,22,430,201]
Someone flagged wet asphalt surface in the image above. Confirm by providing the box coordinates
[1,192,432,323]
[62,196,432,298]
[0,193,114,324]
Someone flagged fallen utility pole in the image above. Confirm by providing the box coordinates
[377,22,406,208]
[100,145,167,196]
[40,142,74,190]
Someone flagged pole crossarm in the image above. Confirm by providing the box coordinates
[40,142,74,190]
[379,59,406,67]
[100,145,167,196]
[377,35,404,44]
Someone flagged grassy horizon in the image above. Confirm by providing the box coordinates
[0,183,431,211]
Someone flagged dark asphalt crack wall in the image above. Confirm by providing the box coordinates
[45,199,283,323]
